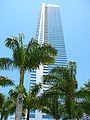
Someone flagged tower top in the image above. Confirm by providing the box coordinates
[42,2,59,7]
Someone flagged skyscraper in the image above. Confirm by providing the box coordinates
[30,3,67,120]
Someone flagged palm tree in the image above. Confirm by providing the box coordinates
[38,90,63,120]
[24,83,41,120]
[0,33,57,120]
[77,81,90,116]
[7,86,27,120]
[42,61,83,120]
[7,84,41,120]
[0,94,10,120]
[0,75,14,120]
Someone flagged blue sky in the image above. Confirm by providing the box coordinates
[0,0,90,94]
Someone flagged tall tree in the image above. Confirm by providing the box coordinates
[38,90,63,120]
[0,94,13,120]
[0,33,57,120]
[6,84,41,120]
[0,76,14,120]
[77,81,90,116]
[24,83,41,120]
[41,61,83,120]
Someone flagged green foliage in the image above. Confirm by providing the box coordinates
[0,75,14,119]
[0,33,57,92]
[5,84,41,119]
[0,75,14,120]
[38,90,63,120]
[0,94,11,120]
[77,81,90,115]
[41,61,83,120]
[0,93,4,111]
[0,58,13,70]
[4,35,57,71]
[0,33,57,119]
[0,76,15,87]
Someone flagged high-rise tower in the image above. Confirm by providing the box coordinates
[30,3,67,120]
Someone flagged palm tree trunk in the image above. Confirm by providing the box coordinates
[15,68,24,120]
[15,94,23,120]
[27,110,30,120]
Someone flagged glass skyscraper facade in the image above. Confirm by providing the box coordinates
[30,3,67,120]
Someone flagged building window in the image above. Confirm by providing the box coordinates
[29,114,35,118]
[42,115,49,119]
[29,109,35,118]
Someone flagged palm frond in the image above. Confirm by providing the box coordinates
[41,43,57,56]
[69,61,76,79]
[31,83,41,96]
[0,76,15,87]
[0,93,5,110]
[25,38,39,55]
[12,47,24,68]
[0,58,13,70]
[80,101,90,115]
[5,97,16,116]
[5,37,24,69]
[38,92,62,120]
[5,37,20,51]
[24,42,57,71]
[38,43,57,65]
[43,74,60,84]
[24,38,40,71]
